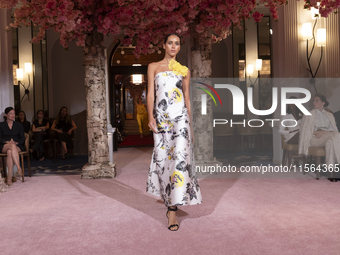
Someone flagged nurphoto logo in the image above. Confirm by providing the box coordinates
[197,83,312,128]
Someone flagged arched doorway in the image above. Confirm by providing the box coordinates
[109,44,164,149]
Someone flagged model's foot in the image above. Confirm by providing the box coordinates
[39,156,44,161]
[167,206,179,231]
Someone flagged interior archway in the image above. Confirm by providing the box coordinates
[109,43,164,149]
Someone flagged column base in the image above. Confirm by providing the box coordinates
[0,173,9,194]
[81,161,116,179]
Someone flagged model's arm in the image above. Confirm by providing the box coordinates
[182,70,191,121]
[0,124,5,144]
[32,123,38,132]
[147,63,158,133]
[182,70,194,143]
[67,120,77,135]
[17,123,25,145]
[51,120,62,133]
[44,121,50,130]
[51,120,56,131]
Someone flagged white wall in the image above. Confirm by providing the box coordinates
[0,9,14,118]
[47,29,86,117]
[18,26,34,122]
[271,1,340,164]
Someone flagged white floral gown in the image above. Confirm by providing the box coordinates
[146,71,202,207]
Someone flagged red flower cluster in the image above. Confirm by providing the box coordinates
[2,0,337,56]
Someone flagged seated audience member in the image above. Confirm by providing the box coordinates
[31,110,50,161]
[279,96,302,144]
[51,106,77,159]
[0,107,24,185]
[16,110,31,134]
[299,93,340,182]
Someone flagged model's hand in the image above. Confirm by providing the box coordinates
[56,129,63,133]
[67,130,72,135]
[6,140,16,144]
[148,118,158,134]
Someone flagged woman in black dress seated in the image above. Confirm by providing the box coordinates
[16,110,31,134]
[51,106,77,159]
[31,110,50,161]
[0,107,25,185]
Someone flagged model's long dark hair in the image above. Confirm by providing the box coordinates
[55,106,72,125]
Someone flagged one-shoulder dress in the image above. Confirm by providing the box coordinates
[146,71,202,207]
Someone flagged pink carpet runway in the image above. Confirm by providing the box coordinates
[1,147,340,255]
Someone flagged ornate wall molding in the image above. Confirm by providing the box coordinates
[325,12,340,77]
[283,0,299,77]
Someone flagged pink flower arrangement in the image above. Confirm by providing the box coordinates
[1,0,338,55]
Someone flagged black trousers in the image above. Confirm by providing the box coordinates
[32,132,48,158]
[58,133,74,148]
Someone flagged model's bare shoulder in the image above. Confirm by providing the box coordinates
[147,62,157,74]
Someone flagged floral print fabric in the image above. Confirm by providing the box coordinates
[146,71,202,207]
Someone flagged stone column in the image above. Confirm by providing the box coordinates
[104,49,116,163]
[190,24,222,174]
[81,32,116,179]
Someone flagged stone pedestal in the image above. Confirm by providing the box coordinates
[81,162,116,179]
[190,25,222,171]
[0,173,9,194]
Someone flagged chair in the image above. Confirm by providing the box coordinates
[50,130,75,158]
[0,133,31,182]
[236,126,259,152]
[213,124,235,151]
[258,122,273,151]
[302,147,328,180]
[30,132,53,159]
[281,135,299,167]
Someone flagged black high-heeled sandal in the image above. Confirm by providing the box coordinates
[166,206,179,231]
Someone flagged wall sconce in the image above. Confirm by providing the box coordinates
[247,64,254,77]
[317,28,326,46]
[303,6,325,92]
[302,23,312,40]
[16,62,32,102]
[247,59,262,88]
[256,59,262,71]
